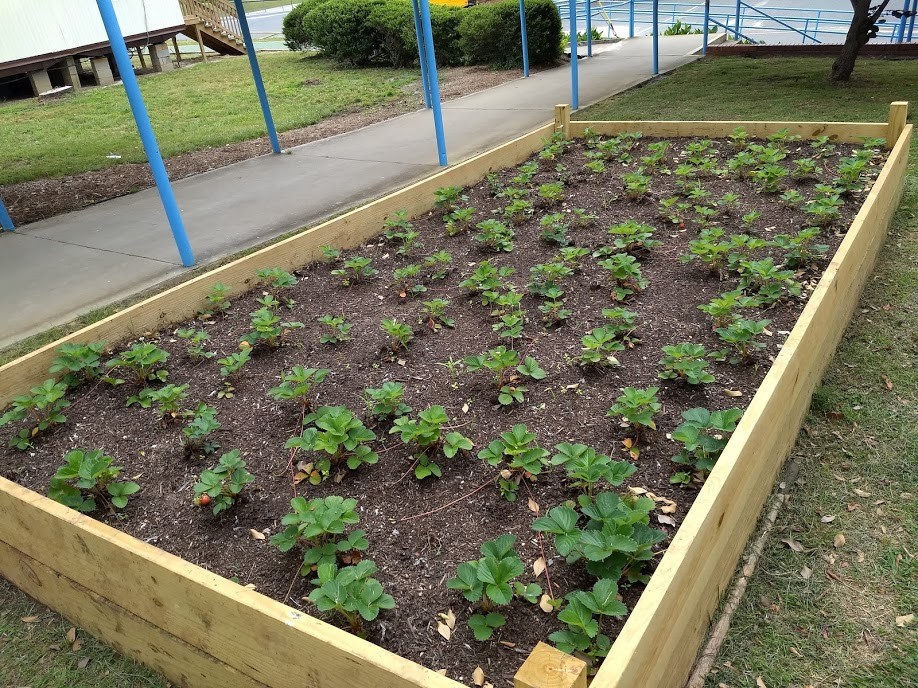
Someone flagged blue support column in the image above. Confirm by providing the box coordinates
[629,0,635,38]
[95,0,195,267]
[652,0,659,75]
[895,0,908,41]
[734,0,742,38]
[908,0,916,41]
[586,0,593,56]
[418,0,448,166]
[519,0,530,77]
[411,0,433,107]
[232,0,281,153]
[0,197,14,231]
[569,0,579,109]
[702,0,711,54]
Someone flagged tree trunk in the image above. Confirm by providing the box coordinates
[831,0,891,82]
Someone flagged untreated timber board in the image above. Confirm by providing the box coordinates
[591,123,912,688]
[568,120,888,144]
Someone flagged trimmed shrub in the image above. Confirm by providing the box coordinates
[368,1,464,68]
[459,0,562,68]
[303,0,385,65]
[282,0,335,51]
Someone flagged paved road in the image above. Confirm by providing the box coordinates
[246,3,295,38]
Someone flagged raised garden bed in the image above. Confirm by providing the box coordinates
[0,103,911,688]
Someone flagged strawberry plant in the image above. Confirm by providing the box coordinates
[364,382,411,420]
[126,383,189,419]
[459,261,516,305]
[771,228,829,269]
[713,317,772,363]
[539,213,571,246]
[658,343,715,385]
[420,298,455,331]
[271,495,369,570]
[217,348,251,378]
[551,443,636,497]
[423,250,452,280]
[750,164,788,193]
[809,136,835,157]
[307,560,394,636]
[550,579,628,661]
[727,126,747,150]
[48,449,140,512]
[320,245,341,262]
[464,347,545,406]
[622,169,651,200]
[193,449,255,515]
[383,210,422,255]
[285,406,378,483]
[556,246,591,268]
[318,315,353,344]
[493,312,525,342]
[538,182,565,206]
[670,407,744,484]
[538,288,571,327]
[446,534,539,640]
[391,264,426,297]
[532,491,665,584]
[658,196,690,225]
[256,267,296,291]
[503,198,534,224]
[736,257,801,305]
[176,328,214,360]
[49,341,107,387]
[585,159,606,174]
[529,261,573,297]
[380,318,413,351]
[698,289,762,329]
[597,253,647,301]
[804,193,843,228]
[444,206,476,236]
[478,424,549,501]
[475,219,515,251]
[741,210,761,229]
[242,307,303,348]
[607,220,661,253]
[717,192,740,214]
[268,367,329,411]
[607,387,661,439]
[200,282,232,315]
[0,379,70,450]
[182,403,220,456]
[331,256,379,285]
[576,326,624,369]
[434,185,467,214]
[390,405,472,479]
[780,189,805,208]
[106,343,169,385]
[641,140,670,169]
[601,307,640,345]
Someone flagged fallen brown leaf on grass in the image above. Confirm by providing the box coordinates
[66,627,76,643]
[833,533,846,548]
[756,676,767,688]
[800,565,812,580]
[820,515,836,523]
[77,657,90,669]
[789,647,803,658]
[72,638,83,652]
[882,374,893,390]
[781,538,805,552]
[895,613,914,628]
[20,616,39,623]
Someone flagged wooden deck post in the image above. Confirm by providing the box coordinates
[193,25,207,62]
[514,642,587,688]
[555,104,571,139]
[173,36,183,66]
[888,101,908,148]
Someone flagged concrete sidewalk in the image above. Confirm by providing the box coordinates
[0,35,704,348]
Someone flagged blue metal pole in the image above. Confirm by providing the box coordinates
[702,0,710,54]
[417,0,447,166]
[652,0,659,75]
[586,0,593,57]
[0,197,14,231]
[569,0,579,109]
[734,0,741,38]
[232,0,281,153]
[629,0,635,37]
[519,0,530,77]
[907,0,916,41]
[895,0,908,42]
[411,0,433,107]
[94,0,195,267]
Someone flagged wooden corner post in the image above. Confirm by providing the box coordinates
[555,104,571,140]
[515,642,587,688]
[887,101,908,149]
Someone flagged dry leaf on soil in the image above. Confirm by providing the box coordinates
[249,529,266,541]
[724,389,743,397]
[657,514,676,527]
[834,533,846,548]
[527,498,540,514]
[472,666,485,686]
[533,556,546,577]
[539,594,555,613]
[436,622,451,641]
[781,538,805,553]
[438,608,456,629]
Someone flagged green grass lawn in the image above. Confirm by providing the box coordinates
[1,57,915,688]
[0,53,417,186]
[581,56,918,688]
[242,0,293,11]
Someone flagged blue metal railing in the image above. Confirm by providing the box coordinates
[555,1,916,45]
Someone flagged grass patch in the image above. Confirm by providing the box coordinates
[242,0,293,10]
[583,56,918,688]
[0,53,417,185]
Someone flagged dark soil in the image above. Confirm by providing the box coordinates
[0,65,524,227]
[0,133,885,687]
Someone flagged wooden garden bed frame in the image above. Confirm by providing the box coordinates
[0,103,910,688]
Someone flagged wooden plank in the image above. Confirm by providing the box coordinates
[514,642,587,688]
[554,104,571,140]
[0,477,464,688]
[568,120,888,143]
[888,102,908,149]
[0,540,267,688]
[0,123,555,408]
[591,124,912,688]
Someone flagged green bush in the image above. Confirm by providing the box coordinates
[367,1,463,68]
[303,0,384,65]
[459,0,562,69]
[282,0,335,51]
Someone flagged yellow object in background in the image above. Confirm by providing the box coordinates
[430,0,471,6]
